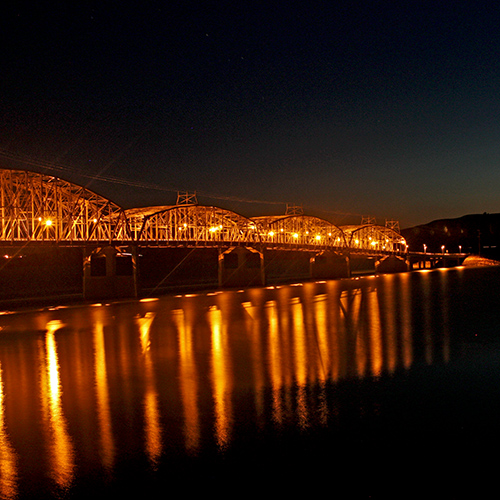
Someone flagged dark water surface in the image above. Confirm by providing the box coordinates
[1,267,500,498]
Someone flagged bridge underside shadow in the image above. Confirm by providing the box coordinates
[0,243,471,305]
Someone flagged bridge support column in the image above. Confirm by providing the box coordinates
[375,255,409,274]
[218,246,265,287]
[310,251,350,279]
[83,245,137,300]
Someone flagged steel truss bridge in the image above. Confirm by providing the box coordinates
[0,168,407,254]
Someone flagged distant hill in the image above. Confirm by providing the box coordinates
[401,213,500,257]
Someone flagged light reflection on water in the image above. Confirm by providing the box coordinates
[0,267,482,497]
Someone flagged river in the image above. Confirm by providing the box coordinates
[0,266,500,498]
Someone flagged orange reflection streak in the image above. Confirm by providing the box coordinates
[399,274,413,369]
[311,292,330,425]
[439,271,451,363]
[242,301,265,419]
[136,312,162,468]
[313,294,330,382]
[291,297,307,386]
[39,320,75,491]
[329,284,345,381]
[93,318,115,471]
[341,289,366,378]
[367,289,383,377]
[0,362,18,500]
[265,300,284,424]
[383,278,398,374]
[208,305,233,450]
[173,308,200,453]
[291,297,308,428]
[421,275,434,364]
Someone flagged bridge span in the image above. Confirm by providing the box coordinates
[0,168,462,302]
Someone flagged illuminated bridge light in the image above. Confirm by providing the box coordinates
[0,168,408,253]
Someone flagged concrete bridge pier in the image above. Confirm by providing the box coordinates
[310,250,350,279]
[83,245,137,300]
[375,255,410,274]
[218,246,265,287]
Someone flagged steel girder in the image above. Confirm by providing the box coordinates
[252,215,348,248]
[341,224,407,253]
[0,169,129,242]
[0,168,407,253]
[127,204,262,244]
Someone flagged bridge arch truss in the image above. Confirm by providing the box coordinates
[0,168,407,254]
[341,224,407,253]
[126,204,262,245]
[0,168,129,242]
[251,214,348,249]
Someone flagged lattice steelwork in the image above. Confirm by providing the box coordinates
[126,204,262,244]
[0,168,407,253]
[341,224,407,253]
[0,168,129,242]
[252,215,348,248]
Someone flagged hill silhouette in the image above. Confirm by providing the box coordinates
[401,213,500,258]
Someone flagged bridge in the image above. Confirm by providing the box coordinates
[0,168,464,302]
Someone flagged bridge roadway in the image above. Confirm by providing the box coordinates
[0,168,466,302]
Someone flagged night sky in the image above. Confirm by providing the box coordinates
[2,1,500,228]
